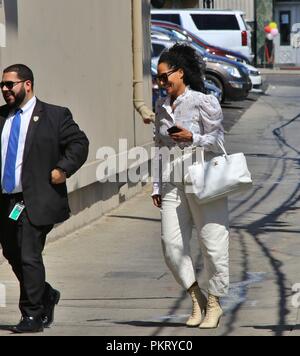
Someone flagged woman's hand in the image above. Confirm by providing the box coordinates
[169,125,193,143]
[143,118,155,125]
[152,195,162,208]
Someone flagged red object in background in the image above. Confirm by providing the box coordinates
[265,38,274,65]
[264,25,272,33]
[242,31,248,46]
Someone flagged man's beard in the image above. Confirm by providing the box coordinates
[5,87,26,108]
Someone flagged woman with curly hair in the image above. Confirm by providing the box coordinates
[152,44,230,329]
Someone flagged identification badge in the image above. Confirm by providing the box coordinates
[9,202,25,221]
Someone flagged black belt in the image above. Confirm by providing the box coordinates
[2,192,23,200]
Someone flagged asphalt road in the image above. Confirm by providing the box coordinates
[222,74,300,133]
[222,93,260,133]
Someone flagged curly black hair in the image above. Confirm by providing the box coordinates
[3,64,35,89]
[158,43,206,93]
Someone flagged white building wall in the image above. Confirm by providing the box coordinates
[213,0,255,21]
[0,0,5,47]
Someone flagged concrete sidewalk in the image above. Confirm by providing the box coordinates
[1,84,300,336]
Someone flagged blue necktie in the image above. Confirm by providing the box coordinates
[2,109,22,193]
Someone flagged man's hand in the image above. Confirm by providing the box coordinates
[51,168,67,185]
[170,125,193,142]
[152,195,162,208]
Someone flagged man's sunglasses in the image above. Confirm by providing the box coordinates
[0,81,26,90]
[156,68,179,85]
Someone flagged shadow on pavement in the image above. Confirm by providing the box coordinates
[106,215,161,223]
[242,324,300,332]
[221,104,244,110]
[222,110,300,336]
[114,321,185,328]
[64,297,176,301]
[0,325,13,332]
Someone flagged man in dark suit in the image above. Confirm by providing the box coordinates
[0,64,89,333]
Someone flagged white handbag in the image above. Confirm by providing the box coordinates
[186,142,253,205]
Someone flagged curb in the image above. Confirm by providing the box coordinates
[259,69,300,75]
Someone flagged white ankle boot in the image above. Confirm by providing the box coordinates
[186,284,207,327]
[199,294,223,329]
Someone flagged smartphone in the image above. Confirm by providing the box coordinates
[167,126,182,134]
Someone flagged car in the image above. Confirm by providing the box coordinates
[151,20,250,64]
[151,23,262,93]
[151,38,252,103]
[204,80,222,102]
[151,9,254,62]
[246,65,263,93]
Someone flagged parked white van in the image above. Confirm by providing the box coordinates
[151,9,254,62]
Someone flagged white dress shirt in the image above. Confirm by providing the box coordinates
[1,96,37,194]
[152,87,224,196]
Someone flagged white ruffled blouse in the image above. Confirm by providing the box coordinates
[153,87,225,196]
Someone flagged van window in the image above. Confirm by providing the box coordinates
[191,14,240,30]
[151,14,181,26]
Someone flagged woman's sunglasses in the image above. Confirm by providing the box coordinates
[156,68,179,86]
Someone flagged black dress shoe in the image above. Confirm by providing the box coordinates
[12,317,44,334]
[42,289,60,328]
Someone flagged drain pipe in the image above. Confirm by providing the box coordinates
[132,0,155,124]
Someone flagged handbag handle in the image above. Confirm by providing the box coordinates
[217,139,229,159]
[200,139,229,164]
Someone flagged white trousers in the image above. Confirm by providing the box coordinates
[161,181,230,297]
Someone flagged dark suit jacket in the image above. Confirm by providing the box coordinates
[0,99,89,226]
